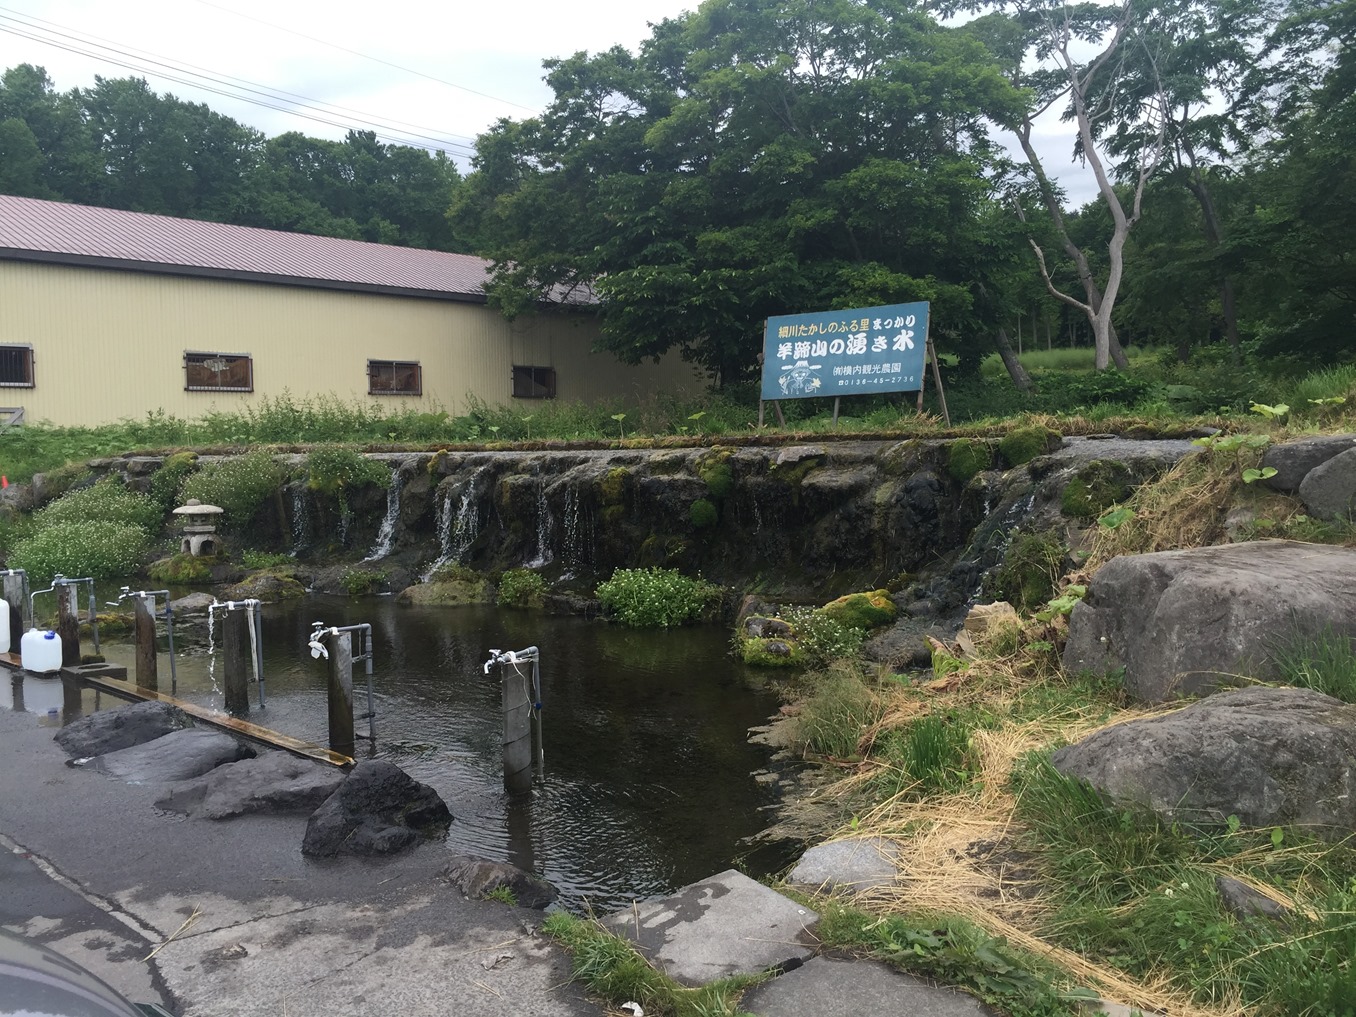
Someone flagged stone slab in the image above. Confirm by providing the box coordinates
[742,955,997,1016]
[787,837,899,892]
[602,869,818,987]
[154,750,344,819]
[90,727,253,783]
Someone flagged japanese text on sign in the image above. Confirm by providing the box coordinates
[760,301,929,400]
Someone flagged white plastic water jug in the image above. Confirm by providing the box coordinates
[0,606,9,654]
[21,628,62,674]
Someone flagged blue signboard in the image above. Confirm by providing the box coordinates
[760,301,930,401]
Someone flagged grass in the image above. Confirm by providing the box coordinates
[1270,628,1356,702]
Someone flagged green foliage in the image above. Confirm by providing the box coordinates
[483,886,517,906]
[148,451,199,510]
[877,715,975,797]
[740,636,805,667]
[304,446,391,496]
[998,426,1059,467]
[595,567,721,628]
[816,590,897,630]
[792,667,882,759]
[697,454,735,500]
[181,450,283,529]
[147,553,213,584]
[1060,461,1134,520]
[36,477,163,534]
[497,568,547,609]
[947,439,993,484]
[1239,886,1356,1015]
[1270,629,1356,703]
[1035,585,1087,623]
[689,497,718,529]
[9,520,150,582]
[341,569,385,596]
[240,549,292,569]
[984,532,1065,613]
[783,606,869,664]
[599,467,628,505]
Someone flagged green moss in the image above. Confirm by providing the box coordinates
[983,531,1065,612]
[740,637,805,667]
[947,438,993,484]
[998,426,1060,467]
[817,590,898,630]
[696,449,735,500]
[1060,459,1134,520]
[397,576,490,606]
[637,534,686,566]
[149,451,199,509]
[599,466,629,505]
[147,553,214,584]
[769,455,821,488]
[689,498,718,529]
[601,503,627,527]
[38,462,92,502]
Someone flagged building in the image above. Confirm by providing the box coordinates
[0,194,702,427]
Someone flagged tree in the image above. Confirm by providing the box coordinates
[454,0,1023,385]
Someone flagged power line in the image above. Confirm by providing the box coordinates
[192,0,540,114]
[0,9,484,156]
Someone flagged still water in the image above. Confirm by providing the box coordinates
[14,595,790,911]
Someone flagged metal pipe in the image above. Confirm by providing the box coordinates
[211,599,265,708]
[310,621,376,743]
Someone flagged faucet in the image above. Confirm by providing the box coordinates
[106,587,179,695]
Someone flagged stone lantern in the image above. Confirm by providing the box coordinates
[173,499,224,556]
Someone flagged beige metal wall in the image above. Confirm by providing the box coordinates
[0,260,706,427]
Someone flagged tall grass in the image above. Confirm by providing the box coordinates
[1270,628,1356,702]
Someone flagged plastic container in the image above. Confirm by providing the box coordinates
[0,605,9,654]
[21,628,62,674]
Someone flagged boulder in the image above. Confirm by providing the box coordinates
[1298,447,1356,520]
[223,573,306,602]
[1215,876,1289,920]
[1063,541,1356,702]
[168,592,217,616]
[441,856,558,909]
[302,760,451,857]
[1051,688,1356,834]
[91,728,254,783]
[1260,434,1356,493]
[54,701,192,758]
[787,837,899,892]
[155,751,345,819]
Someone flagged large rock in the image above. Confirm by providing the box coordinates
[155,751,346,819]
[1051,688,1356,833]
[302,760,451,857]
[91,728,254,783]
[1064,541,1356,702]
[55,701,192,757]
[787,837,899,893]
[1260,434,1356,493]
[441,856,558,909]
[1298,447,1356,520]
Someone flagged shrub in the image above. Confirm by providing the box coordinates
[305,447,391,496]
[689,497,718,529]
[342,568,386,596]
[595,567,721,627]
[182,450,283,529]
[37,477,162,533]
[946,438,992,483]
[10,520,151,582]
[497,568,547,608]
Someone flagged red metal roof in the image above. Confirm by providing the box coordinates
[0,194,493,300]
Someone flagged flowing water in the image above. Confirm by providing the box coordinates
[67,595,789,911]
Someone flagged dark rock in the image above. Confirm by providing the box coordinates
[1260,434,1356,493]
[123,456,163,476]
[542,593,600,616]
[55,701,191,757]
[775,445,825,466]
[904,599,938,618]
[1298,447,1356,521]
[302,760,451,857]
[155,751,345,819]
[91,728,255,783]
[1063,541,1356,702]
[762,640,794,658]
[1215,876,1289,920]
[744,616,792,639]
[735,595,780,627]
[168,592,216,616]
[441,856,558,909]
[1051,687,1356,834]
[863,619,943,669]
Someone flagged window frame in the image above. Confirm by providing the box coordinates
[367,359,423,397]
[184,350,254,393]
[0,344,35,388]
[511,365,557,400]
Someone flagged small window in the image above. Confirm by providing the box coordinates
[512,365,556,400]
[0,345,34,388]
[185,351,253,392]
[368,360,422,396]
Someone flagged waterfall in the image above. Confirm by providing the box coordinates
[560,485,592,573]
[527,475,554,568]
[422,466,487,579]
[289,485,312,555]
[363,465,404,562]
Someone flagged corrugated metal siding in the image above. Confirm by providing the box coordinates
[0,261,704,427]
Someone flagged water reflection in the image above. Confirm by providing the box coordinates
[84,596,787,911]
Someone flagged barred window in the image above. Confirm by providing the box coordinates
[369,360,422,396]
[0,345,34,388]
[185,351,253,392]
[512,365,556,400]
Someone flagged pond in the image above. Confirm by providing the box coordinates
[10,594,795,912]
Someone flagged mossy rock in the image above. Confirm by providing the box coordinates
[689,498,718,529]
[599,467,629,505]
[224,573,306,601]
[80,612,134,637]
[397,576,490,606]
[637,534,687,566]
[696,449,735,501]
[600,503,627,527]
[817,589,898,630]
[998,426,1061,467]
[1061,459,1135,520]
[741,637,805,667]
[947,439,993,484]
[147,553,215,584]
[983,531,1065,612]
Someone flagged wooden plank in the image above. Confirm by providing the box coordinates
[57,669,353,769]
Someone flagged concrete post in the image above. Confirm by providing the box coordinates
[327,630,355,758]
[221,609,250,716]
[133,596,158,692]
[2,573,24,648]
[502,664,534,793]
[57,584,80,667]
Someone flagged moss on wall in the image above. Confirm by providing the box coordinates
[947,439,993,484]
[1061,460,1134,520]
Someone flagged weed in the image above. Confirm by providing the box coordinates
[790,664,883,759]
[241,549,293,569]
[595,567,722,628]
[783,606,868,664]
[875,714,975,798]
[182,451,284,529]
[342,569,386,596]
[1270,627,1356,702]
[304,447,392,496]
[483,886,518,906]
[36,477,163,533]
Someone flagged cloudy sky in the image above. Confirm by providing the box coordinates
[0,0,1090,200]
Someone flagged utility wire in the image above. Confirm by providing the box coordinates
[0,8,485,155]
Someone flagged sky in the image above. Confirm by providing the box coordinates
[0,0,1092,201]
